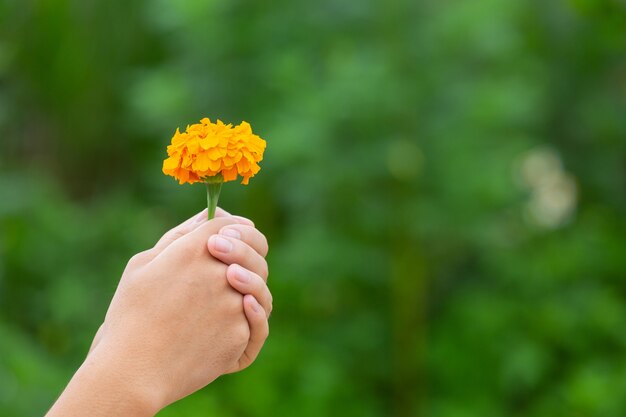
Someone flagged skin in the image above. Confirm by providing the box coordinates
[46,208,272,417]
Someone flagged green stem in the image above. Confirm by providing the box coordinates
[205,175,223,220]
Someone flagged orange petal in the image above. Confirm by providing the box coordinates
[236,157,250,173]
[193,152,211,171]
[222,166,238,182]
[177,168,190,184]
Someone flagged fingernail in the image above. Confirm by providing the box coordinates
[220,228,241,239]
[249,296,261,313]
[233,264,250,283]
[211,236,232,253]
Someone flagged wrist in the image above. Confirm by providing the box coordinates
[47,343,163,417]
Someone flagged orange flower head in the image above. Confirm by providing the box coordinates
[162,118,266,185]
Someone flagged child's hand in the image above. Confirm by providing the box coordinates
[89,208,272,367]
[52,209,272,415]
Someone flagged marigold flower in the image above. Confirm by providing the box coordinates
[162,117,266,185]
[162,117,266,219]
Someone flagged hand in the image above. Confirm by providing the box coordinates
[89,208,272,369]
[48,209,271,416]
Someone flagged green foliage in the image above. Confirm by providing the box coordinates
[1,0,625,416]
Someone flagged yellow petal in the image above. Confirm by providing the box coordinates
[193,152,210,171]
[208,158,222,172]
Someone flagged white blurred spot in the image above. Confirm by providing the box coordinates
[517,147,577,229]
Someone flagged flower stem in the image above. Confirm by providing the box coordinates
[205,175,223,220]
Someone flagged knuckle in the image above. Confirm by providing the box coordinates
[126,255,140,268]
[266,287,273,304]
[127,250,152,268]
[262,323,270,340]
[260,234,269,256]
[164,229,187,243]
[259,261,269,280]
[262,289,273,312]
[245,226,269,256]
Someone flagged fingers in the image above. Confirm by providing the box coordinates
[230,215,255,227]
[238,295,269,370]
[216,207,256,227]
[151,208,253,260]
[152,208,209,254]
[215,224,268,257]
[207,234,269,281]
[226,264,272,317]
[152,207,238,252]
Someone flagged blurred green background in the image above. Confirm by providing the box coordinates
[1,0,625,416]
